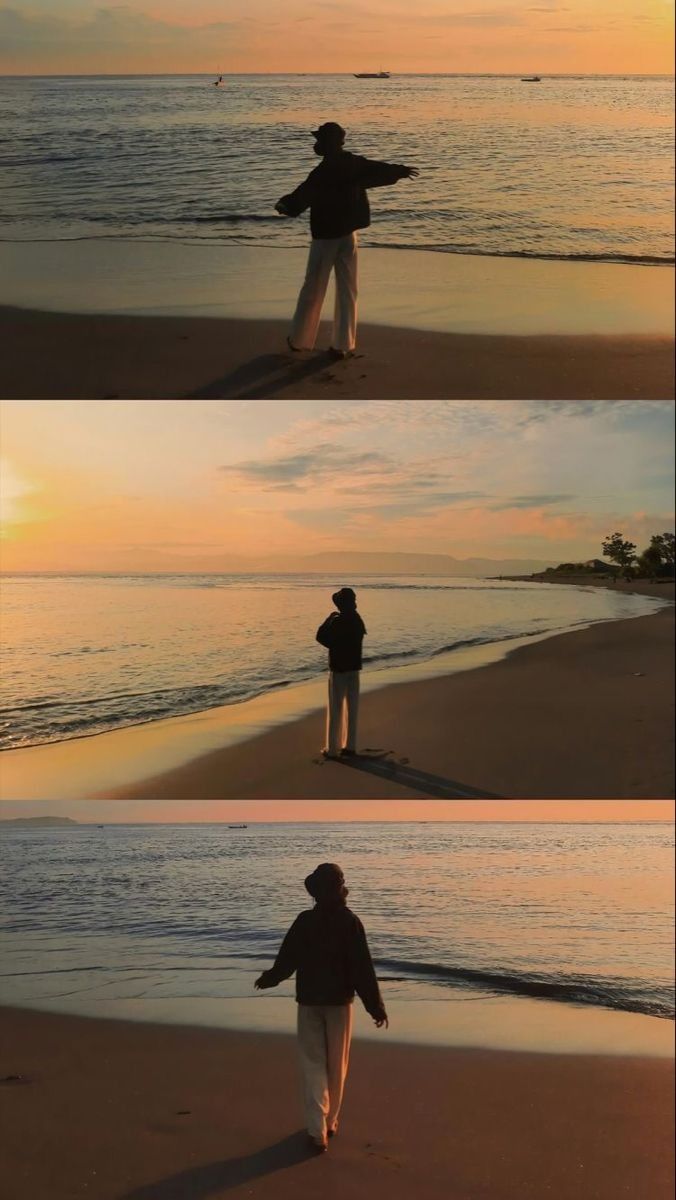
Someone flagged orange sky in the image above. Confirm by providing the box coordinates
[1,1,674,75]
[1,400,674,573]
[2,800,674,822]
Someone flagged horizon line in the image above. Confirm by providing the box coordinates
[2,819,673,826]
[1,72,673,79]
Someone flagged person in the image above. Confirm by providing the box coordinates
[274,122,419,358]
[254,863,388,1153]
[315,586,366,759]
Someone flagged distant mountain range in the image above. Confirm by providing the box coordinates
[0,817,79,826]
[5,552,560,577]
[253,552,560,576]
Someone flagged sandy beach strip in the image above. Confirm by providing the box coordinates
[1,306,673,399]
[1,1005,672,1200]
[2,598,670,803]
[100,604,674,801]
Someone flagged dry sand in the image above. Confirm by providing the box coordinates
[0,1006,672,1200]
[1,306,674,399]
[101,604,675,801]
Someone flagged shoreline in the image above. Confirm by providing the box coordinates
[4,984,673,1059]
[2,307,673,399]
[1,240,673,399]
[1,1005,673,1200]
[1,597,672,801]
[97,604,676,801]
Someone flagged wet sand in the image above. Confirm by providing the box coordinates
[97,605,674,801]
[2,589,672,803]
[2,306,673,399]
[1,1005,672,1200]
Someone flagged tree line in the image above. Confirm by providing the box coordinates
[601,531,675,580]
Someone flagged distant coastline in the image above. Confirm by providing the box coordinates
[0,816,79,826]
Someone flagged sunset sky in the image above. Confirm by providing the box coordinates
[1,400,674,573]
[1,800,673,822]
[1,1,674,75]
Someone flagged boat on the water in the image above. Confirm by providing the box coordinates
[228,824,248,829]
[521,76,541,82]
[213,73,224,86]
[354,70,390,78]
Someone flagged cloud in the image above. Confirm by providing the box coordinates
[0,5,244,66]
[489,493,576,511]
[219,443,397,488]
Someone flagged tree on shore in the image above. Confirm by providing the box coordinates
[650,532,675,569]
[602,532,637,579]
[635,532,675,579]
[603,530,675,580]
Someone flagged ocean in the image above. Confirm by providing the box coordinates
[0,573,668,751]
[1,74,673,265]
[0,821,673,1034]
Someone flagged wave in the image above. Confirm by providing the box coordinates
[365,242,675,267]
[0,230,672,267]
[375,957,675,1020]
[0,615,643,751]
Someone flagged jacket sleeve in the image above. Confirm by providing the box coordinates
[355,156,409,189]
[257,916,303,987]
[316,613,339,647]
[349,917,386,1020]
[277,170,318,217]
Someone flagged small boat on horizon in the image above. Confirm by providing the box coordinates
[354,70,391,78]
[521,76,542,82]
[228,823,248,829]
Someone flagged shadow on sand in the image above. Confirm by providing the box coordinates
[118,1131,317,1200]
[185,351,343,399]
[336,752,503,799]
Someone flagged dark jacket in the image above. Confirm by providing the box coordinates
[278,150,409,239]
[316,610,366,672]
[258,903,385,1019]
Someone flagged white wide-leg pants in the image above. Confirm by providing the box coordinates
[297,1003,353,1143]
[290,233,358,352]
[325,669,360,755]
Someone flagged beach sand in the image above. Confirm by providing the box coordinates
[98,603,674,801]
[2,306,673,399]
[2,598,671,803]
[1,234,674,400]
[1,1005,673,1200]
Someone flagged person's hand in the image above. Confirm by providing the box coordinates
[374,1012,389,1028]
[402,166,419,179]
[254,974,270,989]
[274,201,289,216]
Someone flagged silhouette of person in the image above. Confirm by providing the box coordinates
[315,587,366,759]
[254,863,388,1152]
[274,122,419,358]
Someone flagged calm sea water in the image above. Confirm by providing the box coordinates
[1,74,673,264]
[0,822,672,1023]
[0,573,667,751]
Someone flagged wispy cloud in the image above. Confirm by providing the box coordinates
[489,493,576,511]
[219,444,398,489]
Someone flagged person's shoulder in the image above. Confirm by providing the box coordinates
[343,906,364,928]
[342,152,368,174]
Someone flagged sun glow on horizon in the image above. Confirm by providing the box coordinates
[0,401,673,573]
[0,460,38,537]
[0,1,673,74]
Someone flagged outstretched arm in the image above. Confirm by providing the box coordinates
[356,157,419,189]
[254,917,302,989]
[275,173,318,217]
